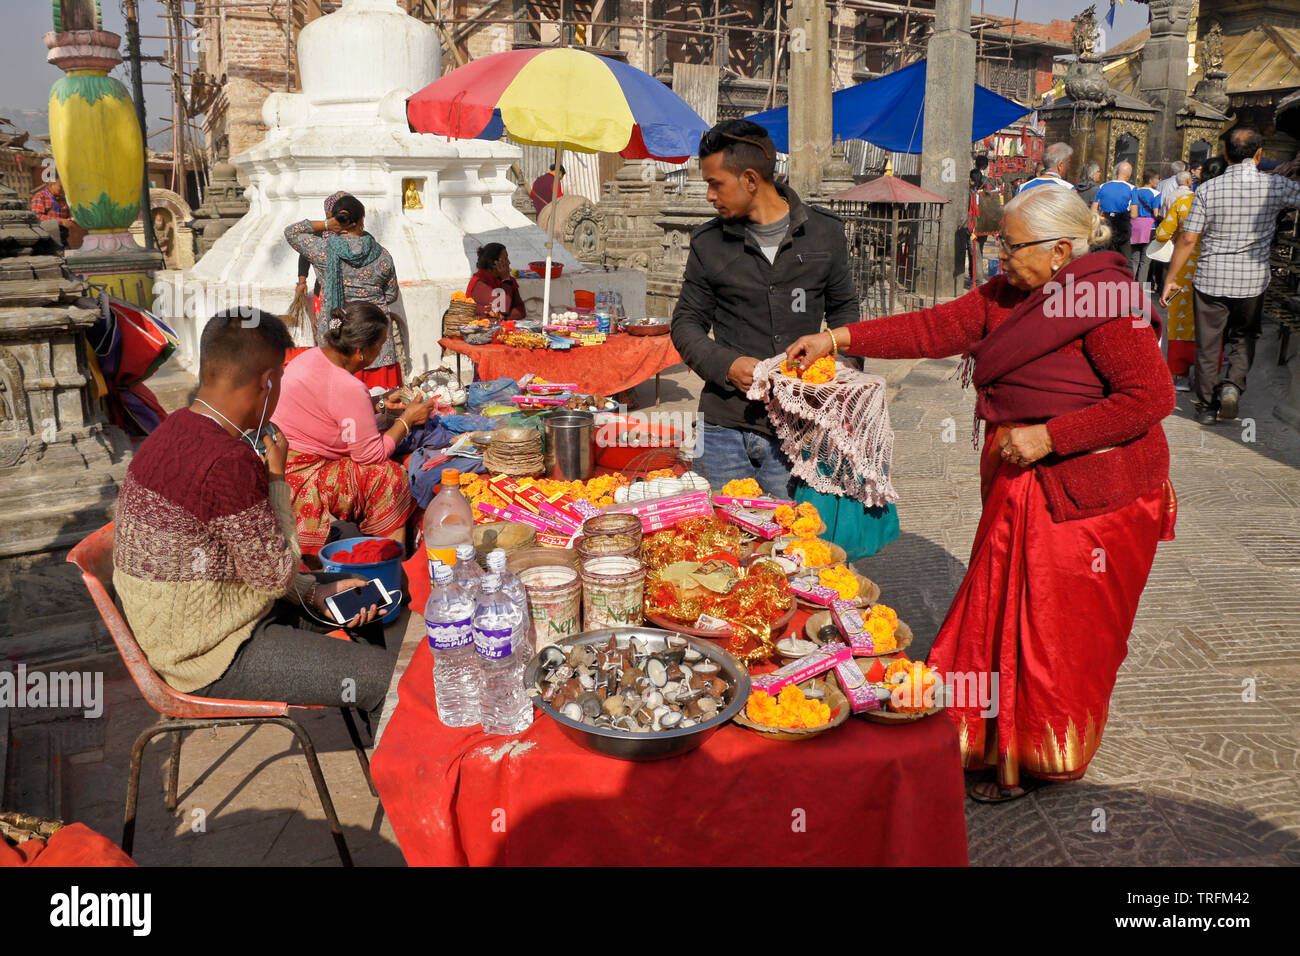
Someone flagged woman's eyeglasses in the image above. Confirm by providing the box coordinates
[997,235,1069,254]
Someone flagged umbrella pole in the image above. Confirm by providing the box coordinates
[542,144,564,322]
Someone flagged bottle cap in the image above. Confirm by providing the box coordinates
[433,564,453,584]
[442,469,460,485]
[486,549,506,571]
[455,542,476,558]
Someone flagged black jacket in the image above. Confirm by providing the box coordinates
[670,183,860,433]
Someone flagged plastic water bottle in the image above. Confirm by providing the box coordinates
[485,548,531,655]
[426,563,480,727]
[423,468,474,580]
[474,573,533,735]
[453,542,484,593]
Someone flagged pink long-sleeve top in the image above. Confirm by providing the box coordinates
[272,347,395,464]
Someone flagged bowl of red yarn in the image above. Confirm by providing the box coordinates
[318,536,406,624]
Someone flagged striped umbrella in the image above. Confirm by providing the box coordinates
[408,48,709,319]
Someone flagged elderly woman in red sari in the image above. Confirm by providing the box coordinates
[272,303,430,555]
[788,187,1176,802]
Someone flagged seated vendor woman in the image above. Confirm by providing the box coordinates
[467,242,527,320]
[273,302,431,556]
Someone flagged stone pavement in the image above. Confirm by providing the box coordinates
[9,322,1299,866]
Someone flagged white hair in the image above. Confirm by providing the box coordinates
[1171,160,1187,173]
[1176,171,1192,185]
[1003,185,1110,259]
[1043,142,1074,173]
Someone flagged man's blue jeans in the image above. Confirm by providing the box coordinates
[695,423,795,499]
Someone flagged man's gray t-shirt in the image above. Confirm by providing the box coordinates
[746,214,790,264]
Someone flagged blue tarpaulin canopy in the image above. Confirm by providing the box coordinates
[745,60,1030,155]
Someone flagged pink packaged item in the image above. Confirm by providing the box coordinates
[474,502,555,534]
[718,505,783,539]
[831,599,874,655]
[750,642,852,696]
[833,656,886,713]
[601,490,713,532]
[526,382,578,394]
[710,495,791,511]
[788,575,842,608]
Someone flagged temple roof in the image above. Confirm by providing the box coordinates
[1102,24,1300,97]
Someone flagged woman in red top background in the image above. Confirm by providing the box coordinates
[467,243,527,321]
[788,186,1177,802]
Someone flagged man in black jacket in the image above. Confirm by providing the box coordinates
[671,119,860,496]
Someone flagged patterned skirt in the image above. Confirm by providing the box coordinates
[284,450,413,555]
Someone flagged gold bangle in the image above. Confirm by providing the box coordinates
[397,418,410,437]
[827,329,838,356]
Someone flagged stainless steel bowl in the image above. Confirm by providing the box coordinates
[525,626,751,761]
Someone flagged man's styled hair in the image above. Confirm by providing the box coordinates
[199,309,293,386]
[698,119,777,183]
[1225,127,1263,164]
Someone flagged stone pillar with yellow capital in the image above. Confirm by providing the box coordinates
[44,0,162,307]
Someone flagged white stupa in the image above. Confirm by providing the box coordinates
[166,0,642,373]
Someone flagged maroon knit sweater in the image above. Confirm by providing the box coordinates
[846,274,1175,521]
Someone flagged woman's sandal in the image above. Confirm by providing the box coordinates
[967,777,1050,804]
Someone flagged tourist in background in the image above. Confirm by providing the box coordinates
[1155,160,1224,391]
[1148,170,1193,297]
[1129,170,1163,283]
[467,242,527,321]
[1075,161,1102,208]
[284,194,402,389]
[1156,160,1187,215]
[785,186,1175,802]
[1016,142,1075,194]
[273,302,427,556]
[1162,128,1300,425]
[1091,161,1135,263]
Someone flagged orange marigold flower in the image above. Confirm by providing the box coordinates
[773,504,796,529]
[791,514,821,537]
[818,564,859,600]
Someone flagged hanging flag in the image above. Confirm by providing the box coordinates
[1105,2,1118,29]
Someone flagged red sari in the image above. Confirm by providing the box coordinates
[927,426,1172,787]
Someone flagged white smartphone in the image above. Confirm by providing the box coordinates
[324,578,395,624]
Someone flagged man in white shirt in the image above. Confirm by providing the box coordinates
[1015,142,1076,195]
[1156,160,1187,215]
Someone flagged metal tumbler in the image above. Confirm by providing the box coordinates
[542,410,595,481]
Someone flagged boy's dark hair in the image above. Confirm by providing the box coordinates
[321,302,390,353]
[1201,156,1228,182]
[1225,127,1262,164]
[698,119,777,183]
[476,242,507,271]
[331,194,365,227]
[199,309,293,386]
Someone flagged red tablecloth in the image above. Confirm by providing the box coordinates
[440,333,681,396]
[371,615,969,867]
[0,823,136,867]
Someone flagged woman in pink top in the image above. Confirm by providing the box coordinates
[274,303,430,554]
